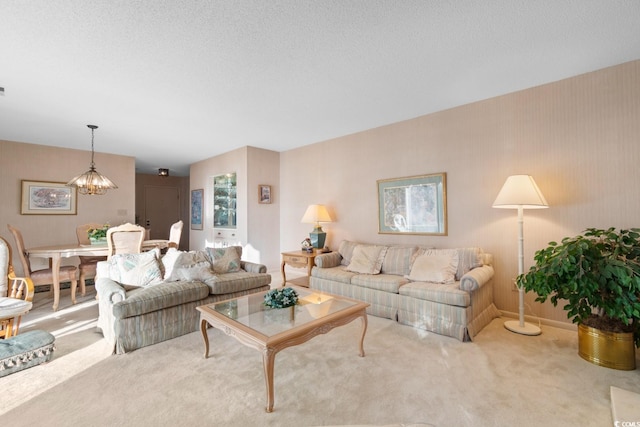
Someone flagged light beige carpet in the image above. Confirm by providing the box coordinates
[2,287,640,427]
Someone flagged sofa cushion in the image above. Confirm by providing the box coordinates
[203,271,272,295]
[206,246,242,274]
[406,249,458,284]
[114,280,210,319]
[312,265,357,284]
[109,248,163,288]
[399,281,471,307]
[351,274,409,293]
[346,245,388,274]
[381,246,418,276]
[455,247,483,281]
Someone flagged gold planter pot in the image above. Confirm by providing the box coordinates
[578,323,636,370]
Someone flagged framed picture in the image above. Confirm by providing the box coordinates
[191,189,204,230]
[21,180,77,215]
[258,184,272,204]
[377,172,447,235]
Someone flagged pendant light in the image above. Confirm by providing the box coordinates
[66,125,118,195]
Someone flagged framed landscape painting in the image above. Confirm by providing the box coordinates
[21,180,77,215]
[191,189,204,230]
[377,172,447,235]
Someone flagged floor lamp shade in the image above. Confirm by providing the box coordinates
[301,204,333,249]
[493,175,548,336]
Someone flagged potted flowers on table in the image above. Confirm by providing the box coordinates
[264,287,299,309]
[87,224,110,245]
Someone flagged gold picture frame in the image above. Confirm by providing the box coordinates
[377,172,447,235]
[21,180,77,215]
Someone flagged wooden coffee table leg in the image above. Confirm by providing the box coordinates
[262,348,276,412]
[200,318,210,358]
[358,312,368,357]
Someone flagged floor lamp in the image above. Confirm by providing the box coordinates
[493,175,548,336]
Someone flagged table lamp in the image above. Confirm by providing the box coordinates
[301,204,333,249]
[493,175,548,336]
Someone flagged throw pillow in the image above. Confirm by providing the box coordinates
[110,248,163,288]
[345,245,388,275]
[206,246,242,274]
[160,247,182,279]
[406,249,459,284]
[169,261,217,282]
[165,250,212,282]
[338,240,359,266]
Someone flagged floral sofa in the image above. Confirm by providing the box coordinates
[95,246,271,354]
[310,241,499,341]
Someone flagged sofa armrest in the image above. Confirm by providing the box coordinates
[460,265,494,292]
[314,252,342,268]
[241,261,267,274]
[95,277,126,303]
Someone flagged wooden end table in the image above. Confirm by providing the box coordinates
[280,250,318,287]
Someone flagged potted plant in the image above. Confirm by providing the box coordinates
[87,224,110,244]
[517,227,640,370]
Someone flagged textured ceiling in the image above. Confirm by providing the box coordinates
[1,1,639,176]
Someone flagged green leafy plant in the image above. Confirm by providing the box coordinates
[517,227,640,347]
[264,287,299,309]
[87,224,110,240]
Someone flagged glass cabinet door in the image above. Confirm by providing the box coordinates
[213,173,236,229]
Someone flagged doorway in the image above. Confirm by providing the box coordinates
[143,186,180,240]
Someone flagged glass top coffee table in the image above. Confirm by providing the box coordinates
[196,286,369,412]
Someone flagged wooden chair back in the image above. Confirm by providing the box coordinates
[106,223,145,259]
[7,224,33,277]
[168,220,183,249]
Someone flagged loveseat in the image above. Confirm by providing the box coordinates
[310,241,500,341]
[95,246,271,354]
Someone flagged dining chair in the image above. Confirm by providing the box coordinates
[75,223,108,295]
[6,224,78,302]
[168,220,183,249]
[0,236,35,338]
[106,223,145,259]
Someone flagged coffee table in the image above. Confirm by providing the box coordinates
[196,286,369,412]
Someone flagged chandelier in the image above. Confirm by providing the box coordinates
[66,125,118,195]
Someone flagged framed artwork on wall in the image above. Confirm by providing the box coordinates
[191,188,204,230]
[20,180,77,215]
[259,184,272,204]
[377,172,447,235]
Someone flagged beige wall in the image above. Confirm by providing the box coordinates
[189,146,281,269]
[0,139,135,273]
[279,60,640,326]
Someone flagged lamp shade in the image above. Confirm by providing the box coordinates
[301,204,333,224]
[492,175,548,209]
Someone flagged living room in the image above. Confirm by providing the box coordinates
[1,2,640,425]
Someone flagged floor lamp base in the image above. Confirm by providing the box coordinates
[504,320,541,336]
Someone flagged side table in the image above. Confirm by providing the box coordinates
[280,250,319,287]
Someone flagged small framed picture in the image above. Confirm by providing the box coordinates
[21,180,77,215]
[258,185,272,204]
[191,189,204,230]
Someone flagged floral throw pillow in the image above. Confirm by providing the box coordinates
[110,248,163,288]
[206,246,242,274]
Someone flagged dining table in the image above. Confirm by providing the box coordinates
[26,239,169,311]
